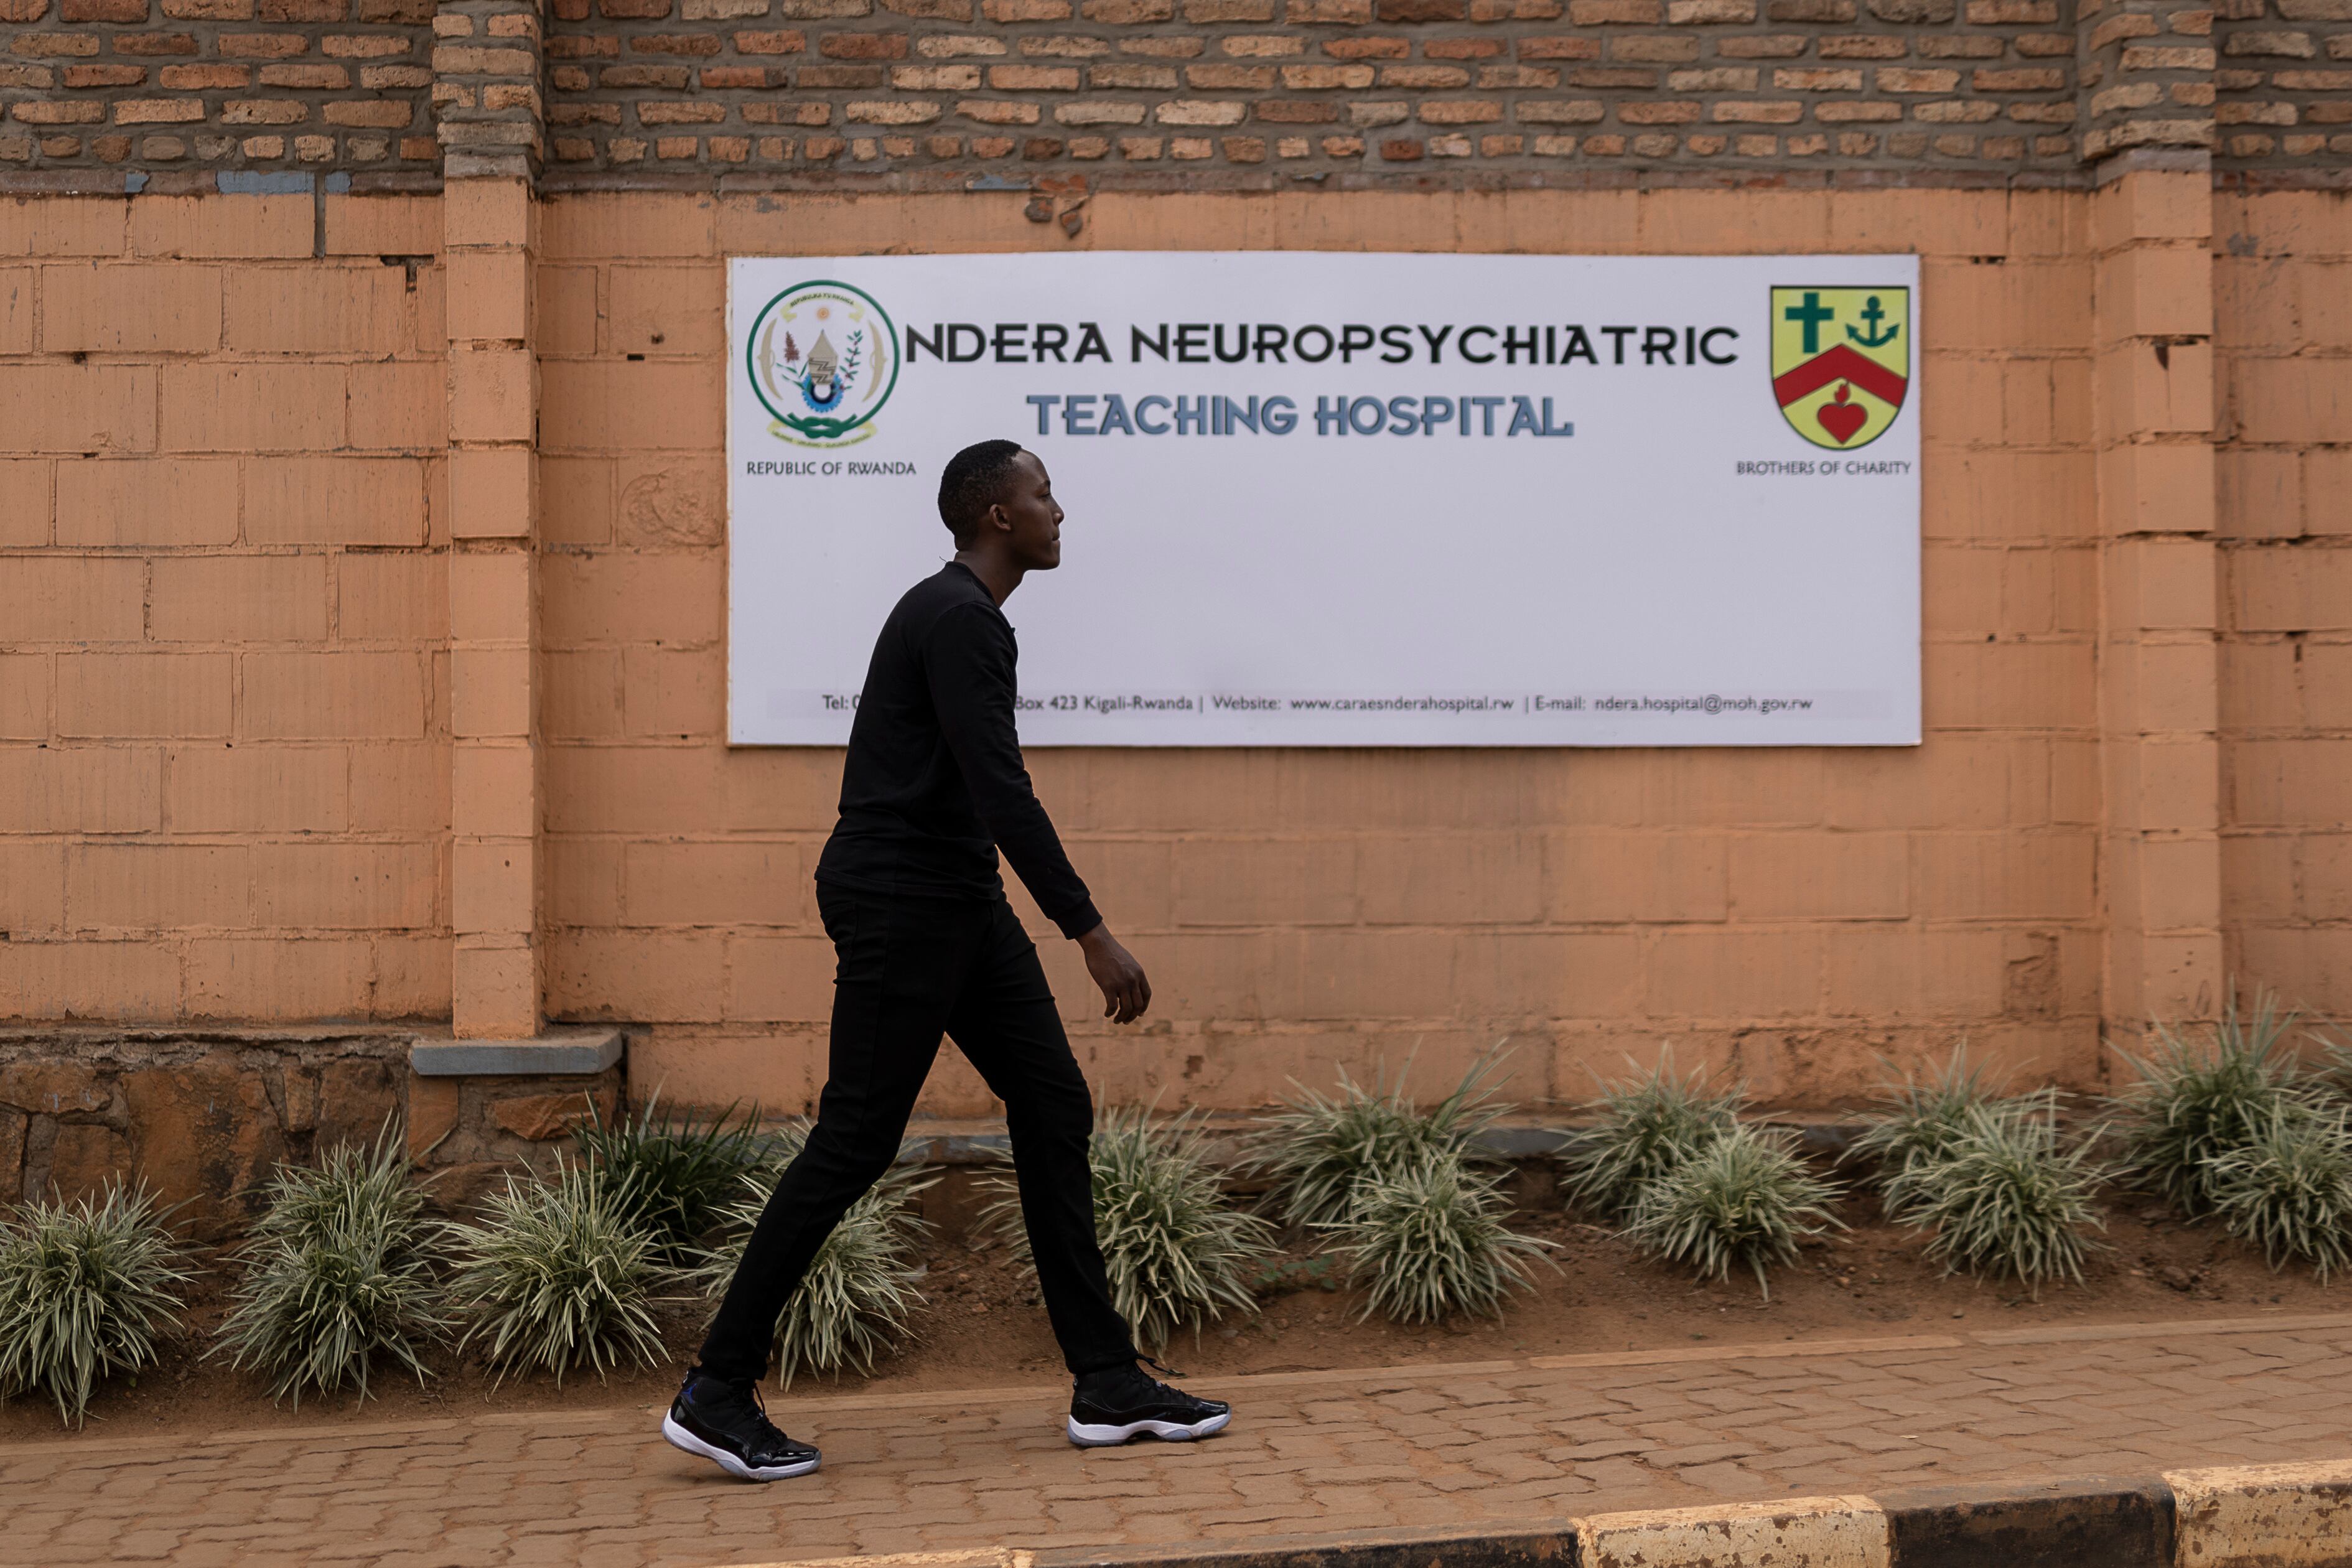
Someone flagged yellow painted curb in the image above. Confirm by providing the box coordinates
[2165,1460,2352,1568]
[1572,1495,1888,1568]
[715,1552,1035,1568]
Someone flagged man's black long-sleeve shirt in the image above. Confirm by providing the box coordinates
[814,561,1102,940]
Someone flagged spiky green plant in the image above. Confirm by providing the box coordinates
[2317,1027,2352,1101]
[1850,1050,2066,1224]
[572,1092,769,1265]
[2109,991,2321,1219]
[986,1108,1276,1353]
[212,1125,446,1407]
[445,1159,665,1385]
[1323,1148,1553,1325]
[246,1121,421,1248]
[690,1125,937,1386]
[1623,1125,1841,1299]
[215,1225,444,1407]
[1249,1054,1511,1228]
[0,1181,193,1427]
[1850,1046,2004,1176]
[1557,1051,1745,1220]
[2208,1104,2352,1281]
[1883,1103,2109,1294]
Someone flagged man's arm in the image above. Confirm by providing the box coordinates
[928,605,1150,1022]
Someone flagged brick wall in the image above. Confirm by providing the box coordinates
[0,0,435,179]
[4,0,2350,183]
[1,178,2346,1110]
[0,194,452,1022]
[528,185,2119,1117]
[2216,189,2352,1015]
[542,0,2089,180]
[0,180,2345,1106]
[2216,0,2352,168]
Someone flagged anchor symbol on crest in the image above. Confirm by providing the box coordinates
[1846,296,1901,349]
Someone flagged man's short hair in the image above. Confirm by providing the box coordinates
[938,439,1028,543]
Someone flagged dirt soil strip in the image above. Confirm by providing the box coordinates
[14,1195,2331,1450]
[5,1314,2352,1568]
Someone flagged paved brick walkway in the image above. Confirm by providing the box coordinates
[6,1313,2351,1568]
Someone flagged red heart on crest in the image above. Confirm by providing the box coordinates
[1817,394,1868,446]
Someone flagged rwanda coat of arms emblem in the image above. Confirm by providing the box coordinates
[1770,286,1910,452]
[745,280,898,447]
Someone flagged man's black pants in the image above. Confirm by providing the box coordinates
[697,885,1139,1384]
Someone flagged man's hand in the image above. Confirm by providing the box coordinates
[1077,923,1151,1024]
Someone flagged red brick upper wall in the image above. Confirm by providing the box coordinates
[0,0,436,180]
[0,0,2343,190]
[545,0,2089,179]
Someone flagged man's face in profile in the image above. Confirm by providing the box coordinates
[996,449,1065,572]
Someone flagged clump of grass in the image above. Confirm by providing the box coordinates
[1557,1051,1745,1221]
[691,1125,936,1386]
[1623,1124,1841,1299]
[2318,1027,2352,1099]
[1850,1048,2068,1227]
[0,1181,194,1427]
[1249,1054,1510,1228]
[1883,1103,2109,1294]
[573,1092,769,1266]
[246,1119,419,1248]
[445,1159,665,1385]
[213,1124,447,1407]
[987,1108,1276,1353]
[1850,1047,2007,1180]
[1324,1149,1554,1325]
[2208,1104,2352,1281]
[2109,991,2322,1219]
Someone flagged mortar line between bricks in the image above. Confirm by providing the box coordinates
[6,1313,2350,1466]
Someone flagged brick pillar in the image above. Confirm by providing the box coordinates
[432,0,546,180]
[437,0,545,1038]
[2092,162,2224,1041]
[2079,0,2218,161]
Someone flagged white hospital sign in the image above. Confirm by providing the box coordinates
[727,251,1921,748]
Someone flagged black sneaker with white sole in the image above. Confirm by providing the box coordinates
[661,1371,822,1482]
[1068,1362,1232,1447]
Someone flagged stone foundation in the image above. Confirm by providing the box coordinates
[0,1024,1887,1242]
[0,1025,628,1236]
[404,1030,630,1210]
[0,1028,409,1238]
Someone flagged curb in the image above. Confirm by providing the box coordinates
[723,1462,2352,1568]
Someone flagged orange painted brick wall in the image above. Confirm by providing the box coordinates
[4,184,2341,1114]
[2216,189,2352,1019]
[533,185,2109,1116]
[0,192,453,1023]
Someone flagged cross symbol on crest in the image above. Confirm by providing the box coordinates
[1783,290,1837,355]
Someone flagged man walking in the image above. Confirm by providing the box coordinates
[662,440,1233,1482]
